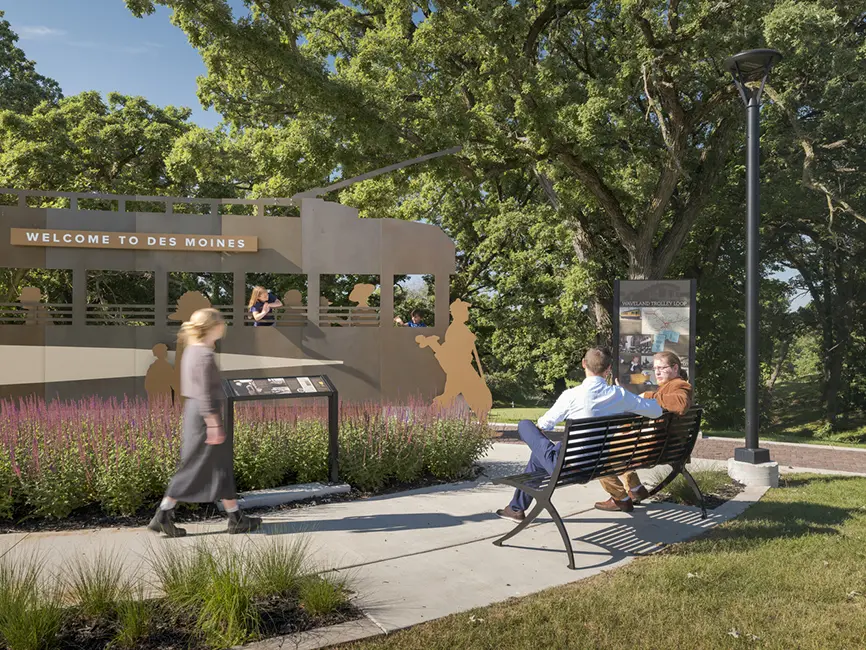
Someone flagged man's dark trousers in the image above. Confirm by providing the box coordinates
[509,419,562,512]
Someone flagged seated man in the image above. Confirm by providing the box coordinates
[497,347,663,522]
[596,351,693,512]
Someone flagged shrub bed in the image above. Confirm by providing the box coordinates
[0,397,492,521]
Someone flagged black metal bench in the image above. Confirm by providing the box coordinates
[492,407,704,569]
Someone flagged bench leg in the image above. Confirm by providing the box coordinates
[645,465,683,499]
[492,496,576,570]
[493,501,544,547]
[681,466,707,519]
[542,498,576,570]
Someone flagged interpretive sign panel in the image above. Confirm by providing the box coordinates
[222,375,339,482]
[226,375,332,397]
[612,280,697,396]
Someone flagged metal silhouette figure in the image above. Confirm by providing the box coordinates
[348,283,378,327]
[145,343,177,403]
[19,286,43,325]
[416,299,492,418]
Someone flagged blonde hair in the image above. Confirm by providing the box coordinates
[179,308,225,344]
[247,286,268,309]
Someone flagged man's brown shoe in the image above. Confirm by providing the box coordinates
[496,506,525,523]
[594,497,634,513]
[630,485,651,504]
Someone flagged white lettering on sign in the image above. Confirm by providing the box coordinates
[10,229,258,252]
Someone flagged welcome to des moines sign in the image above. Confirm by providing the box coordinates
[11,228,258,253]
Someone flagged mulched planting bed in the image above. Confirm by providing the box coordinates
[51,598,361,650]
[650,476,745,510]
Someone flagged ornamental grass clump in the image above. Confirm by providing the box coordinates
[0,553,64,650]
[65,551,126,619]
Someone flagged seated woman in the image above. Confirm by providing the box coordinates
[248,286,282,326]
[596,351,693,512]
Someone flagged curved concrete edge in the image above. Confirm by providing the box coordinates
[235,615,383,650]
[216,482,352,512]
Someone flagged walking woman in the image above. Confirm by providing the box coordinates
[148,308,262,537]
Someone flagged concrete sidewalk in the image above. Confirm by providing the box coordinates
[1,444,768,648]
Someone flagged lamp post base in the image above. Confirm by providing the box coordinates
[728,458,779,488]
[734,447,771,464]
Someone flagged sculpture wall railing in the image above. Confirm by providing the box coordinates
[0,302,74,326]
[0,188,297,217]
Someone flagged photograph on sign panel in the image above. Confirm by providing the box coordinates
[618,307,642,334]
[619,334,654,355]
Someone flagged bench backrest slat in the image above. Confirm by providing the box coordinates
[554,407,702,487]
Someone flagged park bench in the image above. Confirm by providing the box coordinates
[492,407,704,569]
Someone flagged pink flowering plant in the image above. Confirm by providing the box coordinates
[0,396,492,520]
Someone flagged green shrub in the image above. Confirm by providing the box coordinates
[91,447,151,516]
[21,448,90,519]
[234,421,292,491]
[339,418,391,491]
[286,420,330,483]
[424,420,493,480]
[0,451,15,519]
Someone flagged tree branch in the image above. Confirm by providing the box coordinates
[555,147,637,249]
[653,116,735,275]
[525,0,591,61]
[763,84,866,227]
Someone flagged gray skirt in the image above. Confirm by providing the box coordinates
[166,399,237,503]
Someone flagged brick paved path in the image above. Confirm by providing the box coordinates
[489,425,866,474]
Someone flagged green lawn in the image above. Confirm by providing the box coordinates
[703,428,866,449]
[491,380,866,447]
[341,475,866,650]
[488,407,547,424]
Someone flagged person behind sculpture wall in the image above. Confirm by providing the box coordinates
[596,350,693,512]
[248,286,282,326]
[394,309,426,327]
[148,308,262,538]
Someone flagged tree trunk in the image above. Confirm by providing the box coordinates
[0,268,30,303]
[765,339,790,392]
[553,376,567,397]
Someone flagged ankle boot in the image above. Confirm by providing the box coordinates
[147,506,187,538]
[227,510,262,534]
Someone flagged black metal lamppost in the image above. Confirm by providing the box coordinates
[725,49,783,464]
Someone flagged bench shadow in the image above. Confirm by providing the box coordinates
[258,511,499,536]
[497,504,722,570]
